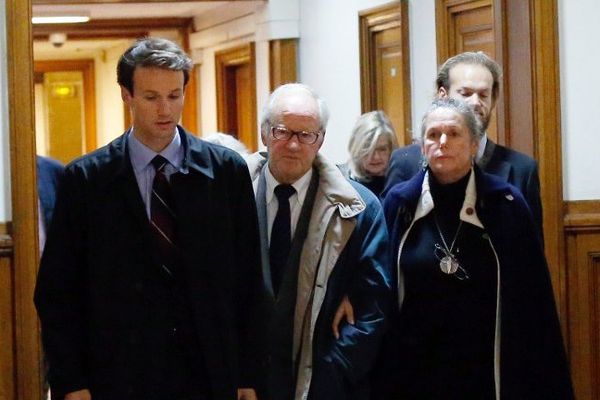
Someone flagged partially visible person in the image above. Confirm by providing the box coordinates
[246,83,391,400]
[36,155,65,400]
[341,111,397,197]
[203,132,249,156]
[383,51,543,242]
[36,155,64,251]
[35,37,262,400]
[373,97,573,399]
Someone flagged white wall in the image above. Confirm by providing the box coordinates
[0,1,10,222]
[559,0,600,200]
[297,0,437,163]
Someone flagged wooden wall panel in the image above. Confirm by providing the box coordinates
[0,233,15,400]
[564,200,600,400]
[6,0,45,398]
[269,39,297,91]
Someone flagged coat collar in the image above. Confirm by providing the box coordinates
[109,125,215,181]
[411,168,483,229]
[248,152,367,219]
[313,154,366,218]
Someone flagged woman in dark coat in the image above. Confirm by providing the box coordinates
[372,98,573,399]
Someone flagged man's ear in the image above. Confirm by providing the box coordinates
[315,130,326,151]
[261,131,268,147]
[120,86,132,104]
[438,86,448,99]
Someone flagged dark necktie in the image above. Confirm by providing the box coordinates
[150,155,178,273]
[270,184,296,295]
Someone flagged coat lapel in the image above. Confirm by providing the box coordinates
[255,164,276,298]
[479,139,512,183]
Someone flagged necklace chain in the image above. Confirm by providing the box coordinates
[434,213,462,255]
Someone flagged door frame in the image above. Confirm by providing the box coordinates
[34,59,98,153]
[359,0,412,146]
[214,43,257,152]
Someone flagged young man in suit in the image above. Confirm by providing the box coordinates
[384,52,543,241]
[35,38,262,400]
[245,83,391,400]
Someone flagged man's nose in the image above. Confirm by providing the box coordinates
[286,133,301,149]
[157,99,171,115]
[466,94,482,108]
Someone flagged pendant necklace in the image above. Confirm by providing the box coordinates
[433,213,463,275]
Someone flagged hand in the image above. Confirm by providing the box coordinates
[237,388,258,400]
[332,295,355,339]
[64,389,91,400]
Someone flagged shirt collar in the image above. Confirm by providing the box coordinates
[128,127,184,172]
[476,132,488,162]
[265,165,313,206]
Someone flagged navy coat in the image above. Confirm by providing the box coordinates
[383,140,543,241]
[375,168,573,399]
[35,127,263,399]
[36,155,65,229]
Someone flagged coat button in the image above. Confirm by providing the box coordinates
[466,207,474,215]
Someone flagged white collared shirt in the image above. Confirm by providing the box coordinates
[265,166,313,243]
[476,133,488,163]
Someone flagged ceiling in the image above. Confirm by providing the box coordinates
[32,1,264,57]
[32,1,256,20]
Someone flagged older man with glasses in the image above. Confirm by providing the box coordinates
[246,83,391,400]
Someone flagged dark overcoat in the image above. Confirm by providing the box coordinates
[374,167,573,399]
[35,127,263,399]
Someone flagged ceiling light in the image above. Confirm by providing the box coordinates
[32,15,90,24]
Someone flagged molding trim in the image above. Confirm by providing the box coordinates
[33,18,193,40]
[564,200,600,232]
[7,0,45,398]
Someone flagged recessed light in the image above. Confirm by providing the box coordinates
[32,16,90,24]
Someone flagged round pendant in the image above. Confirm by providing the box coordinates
[439,255,460,274]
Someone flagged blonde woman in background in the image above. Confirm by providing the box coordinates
[345,110,398,197]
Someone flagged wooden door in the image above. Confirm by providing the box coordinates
[360,1,411,146]
[215,44,257,152]
[34,59,96,162]
[435,0,498,142]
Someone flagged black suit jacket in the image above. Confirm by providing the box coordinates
[36,155,65,229]
[383,140,543,241]
[35,127,263,399]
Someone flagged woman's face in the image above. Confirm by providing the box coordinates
[361,136,391,177]
[422,108,478,184]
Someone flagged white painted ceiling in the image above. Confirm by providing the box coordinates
[32,2,230,19]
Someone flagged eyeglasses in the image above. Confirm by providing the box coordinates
[271,125,321,145]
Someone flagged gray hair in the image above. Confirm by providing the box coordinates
[420,97,482,143]
[436,51,502,102]
[348,110,398,180]
[203,132,249,155]
[117,37,193,95]
[259,83,330,135]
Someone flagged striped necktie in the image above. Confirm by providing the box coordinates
[150,155,178,274]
